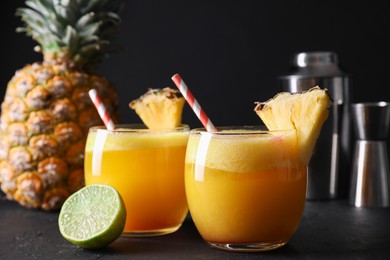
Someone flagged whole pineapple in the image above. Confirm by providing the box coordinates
[0,0,124,210]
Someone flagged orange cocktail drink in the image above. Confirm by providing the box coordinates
[85,124,189,236]
[185,126,307,252]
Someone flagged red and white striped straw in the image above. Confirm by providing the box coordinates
[88,89,115,131]
[171,73,217,132]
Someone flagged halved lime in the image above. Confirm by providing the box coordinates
[58,184,126,249]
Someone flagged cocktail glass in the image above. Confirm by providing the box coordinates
[185,126,307,252]
[84,124,190,237]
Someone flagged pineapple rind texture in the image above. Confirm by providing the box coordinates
[130,88,185,130]
[0,63,119,211]
[0,0,124,211]
[254,86,332,165]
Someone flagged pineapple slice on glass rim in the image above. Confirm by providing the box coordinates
[254,86,332,165]
[129,87,185,130]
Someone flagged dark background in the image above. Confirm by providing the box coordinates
[1,1,389,129]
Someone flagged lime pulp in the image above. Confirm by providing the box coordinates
[58,184,126,249]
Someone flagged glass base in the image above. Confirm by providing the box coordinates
[207,241,287,252]
[121,224,182,237]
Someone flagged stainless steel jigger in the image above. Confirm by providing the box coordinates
[349,102,390,207]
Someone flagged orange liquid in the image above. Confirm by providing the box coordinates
[185,165,307,244]
[185,130,307,245]
[85,130,189,234]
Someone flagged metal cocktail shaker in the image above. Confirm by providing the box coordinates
[278,51,351,200]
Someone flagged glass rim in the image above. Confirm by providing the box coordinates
[88,124,190,133]
[351,101,389,108]
[190,125,296,136]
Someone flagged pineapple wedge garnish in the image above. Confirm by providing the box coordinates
[254,86,332,165]
[129,87,185,130]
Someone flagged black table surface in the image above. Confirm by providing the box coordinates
[1,196,389,260]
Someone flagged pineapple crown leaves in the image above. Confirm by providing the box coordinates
[16,0,125,69]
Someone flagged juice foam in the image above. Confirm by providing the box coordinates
[86,130,189,151]
[185,129,300,174]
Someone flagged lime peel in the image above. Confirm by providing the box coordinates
[58,184,126,249]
